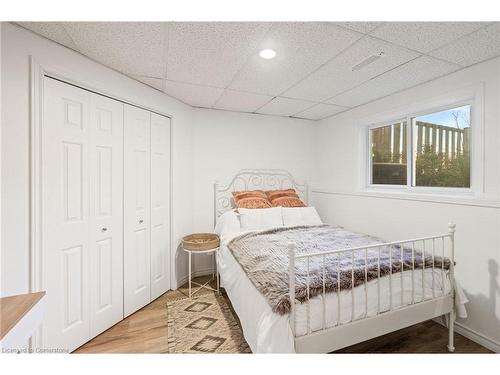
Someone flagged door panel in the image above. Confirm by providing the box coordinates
[62,142,84,221]
[135,228,148,291]
[42,78,91,352]
[62,245,84,330]
[124,105,151,317]
[150,113,171,300]
[95,146,112,216]
[96,238,112,310]
[89,94,124,337]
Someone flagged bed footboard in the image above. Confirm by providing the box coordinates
[288,224,456,353]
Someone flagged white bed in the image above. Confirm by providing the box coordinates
[213,169,466,353]
[216,217,465,353]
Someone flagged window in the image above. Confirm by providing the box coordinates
[370,121,408,185]
[369,104,471,189]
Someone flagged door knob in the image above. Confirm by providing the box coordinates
[139,219,144,224]
[101,227,108,232]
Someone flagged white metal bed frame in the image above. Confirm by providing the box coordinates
[214,169,308,225]
[214,169,455,353]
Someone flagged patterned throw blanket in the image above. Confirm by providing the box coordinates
[227,225,451,315]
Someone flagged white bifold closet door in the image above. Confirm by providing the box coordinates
[150,113,171,300]
[123,105,151,316]
[89,94,124,337]
[42,78,124,351]
[123,106,171,316]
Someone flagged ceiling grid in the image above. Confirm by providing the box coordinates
[16,21,500,121]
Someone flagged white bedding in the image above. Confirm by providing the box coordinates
[215,210,467,353]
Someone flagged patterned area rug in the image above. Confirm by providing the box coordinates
[167,292,251,353]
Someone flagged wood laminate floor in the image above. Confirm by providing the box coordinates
[75,276,492,354]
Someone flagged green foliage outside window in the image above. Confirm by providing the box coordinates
[415,145,470,188]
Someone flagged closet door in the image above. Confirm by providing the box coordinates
[89,95,124,336]
[42,78,91,351]
[124,105,151,317]
[150,113,171,300]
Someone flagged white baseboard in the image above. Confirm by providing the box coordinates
[454,322,500,353]
[434,318,500,353]
[175,267,215,290]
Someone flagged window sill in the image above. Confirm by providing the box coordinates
[312,187,500,209]
[364,185,475,197]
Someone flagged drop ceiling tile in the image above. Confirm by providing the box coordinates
[163,80,223,107]
[335,22,383,34]
[62,22,167,77]
[17,22,78,49]
[430,23,500,66]
[372,22,487,53]
[228,23,362,96]
[166,22,272,88]
[256,97,315,117]
[283,36,420,102]
[131,75,164,91]
[328,56,459,108]
[294,103,349,120]
[213,90,273,113]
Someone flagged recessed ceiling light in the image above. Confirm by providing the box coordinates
[259,49,277,60]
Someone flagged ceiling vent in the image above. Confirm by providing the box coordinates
[352,52,385,71]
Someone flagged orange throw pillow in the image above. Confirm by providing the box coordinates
[269,191,300,200]
[232,190,271,209]
[236,197,272,209]
[265,188,297,201]
[270,195,306,208]
[265,189,306,207]
[232,190,266,201]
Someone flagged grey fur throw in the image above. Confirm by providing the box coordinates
[227,225,451,315]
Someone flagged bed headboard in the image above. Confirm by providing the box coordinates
[213,169,308,225]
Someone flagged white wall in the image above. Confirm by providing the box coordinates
[192,108,315,231]
[313,57,500,351]
[190,108,315,276]
[0,23,194,295]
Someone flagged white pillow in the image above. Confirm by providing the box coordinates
[282,207,323,227]
[214,210,241,240]
[238,207,283,231]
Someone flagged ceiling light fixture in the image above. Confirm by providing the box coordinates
[259,49,277,59]
[352,51,385,71]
